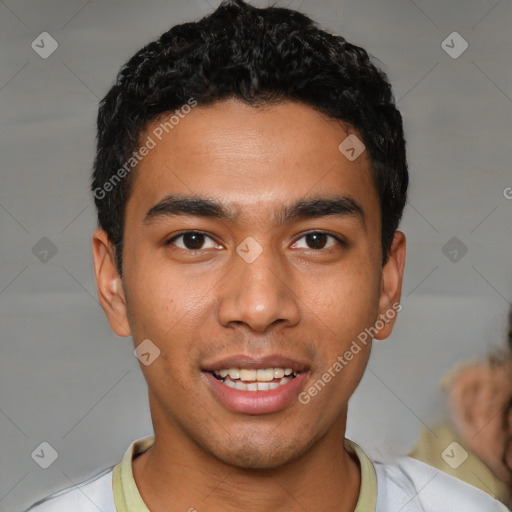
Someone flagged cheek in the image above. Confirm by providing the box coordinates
[301,264,381,334]
[297,269,377,391]
[126,251,205,324]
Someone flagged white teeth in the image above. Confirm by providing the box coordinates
[273,368,285,378]
[228,368,240,379]
[214,367,298,381]
[211,367,301,391]
[239,369,257,381]
[218,375,295,391]
[256,368,274,381]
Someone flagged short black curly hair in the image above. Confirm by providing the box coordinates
[91,0,408,276]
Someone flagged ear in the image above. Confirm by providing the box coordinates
[92,228,131,337]
[374,231,406,340]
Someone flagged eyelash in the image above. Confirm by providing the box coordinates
[164,230,347,252]
[164,231,220,251]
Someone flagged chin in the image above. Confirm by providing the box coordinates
[205,431,311,470]
[217,446,301,470]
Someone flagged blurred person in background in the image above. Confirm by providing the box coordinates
[411,305,512,508]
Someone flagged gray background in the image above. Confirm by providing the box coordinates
[1,0,511,510]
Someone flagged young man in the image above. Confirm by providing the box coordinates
[24,0,508,510]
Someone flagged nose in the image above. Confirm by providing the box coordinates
[216,244,301,333]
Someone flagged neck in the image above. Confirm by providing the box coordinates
[132,412,361,512]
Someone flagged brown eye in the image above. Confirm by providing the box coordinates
[166,231,219,251]
[306,233,328,249]
[292,231,344,250]
[182,232,205,249]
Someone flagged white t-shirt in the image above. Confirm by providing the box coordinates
[23,435,508,512]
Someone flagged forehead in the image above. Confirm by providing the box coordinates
[126,98,379,226]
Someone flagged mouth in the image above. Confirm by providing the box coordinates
[210,367,300,391]
[201,356,309,414]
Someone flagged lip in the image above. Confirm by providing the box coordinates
[201,354,309,373]
[202,370,309,415]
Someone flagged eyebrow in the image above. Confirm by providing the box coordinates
[143,193,366,229]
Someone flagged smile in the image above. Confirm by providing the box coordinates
[212,367,299,391]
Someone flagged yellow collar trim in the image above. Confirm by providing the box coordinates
[346,439,378,512]
[112,436,154,512]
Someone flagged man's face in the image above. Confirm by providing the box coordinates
[93,98,405,469]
